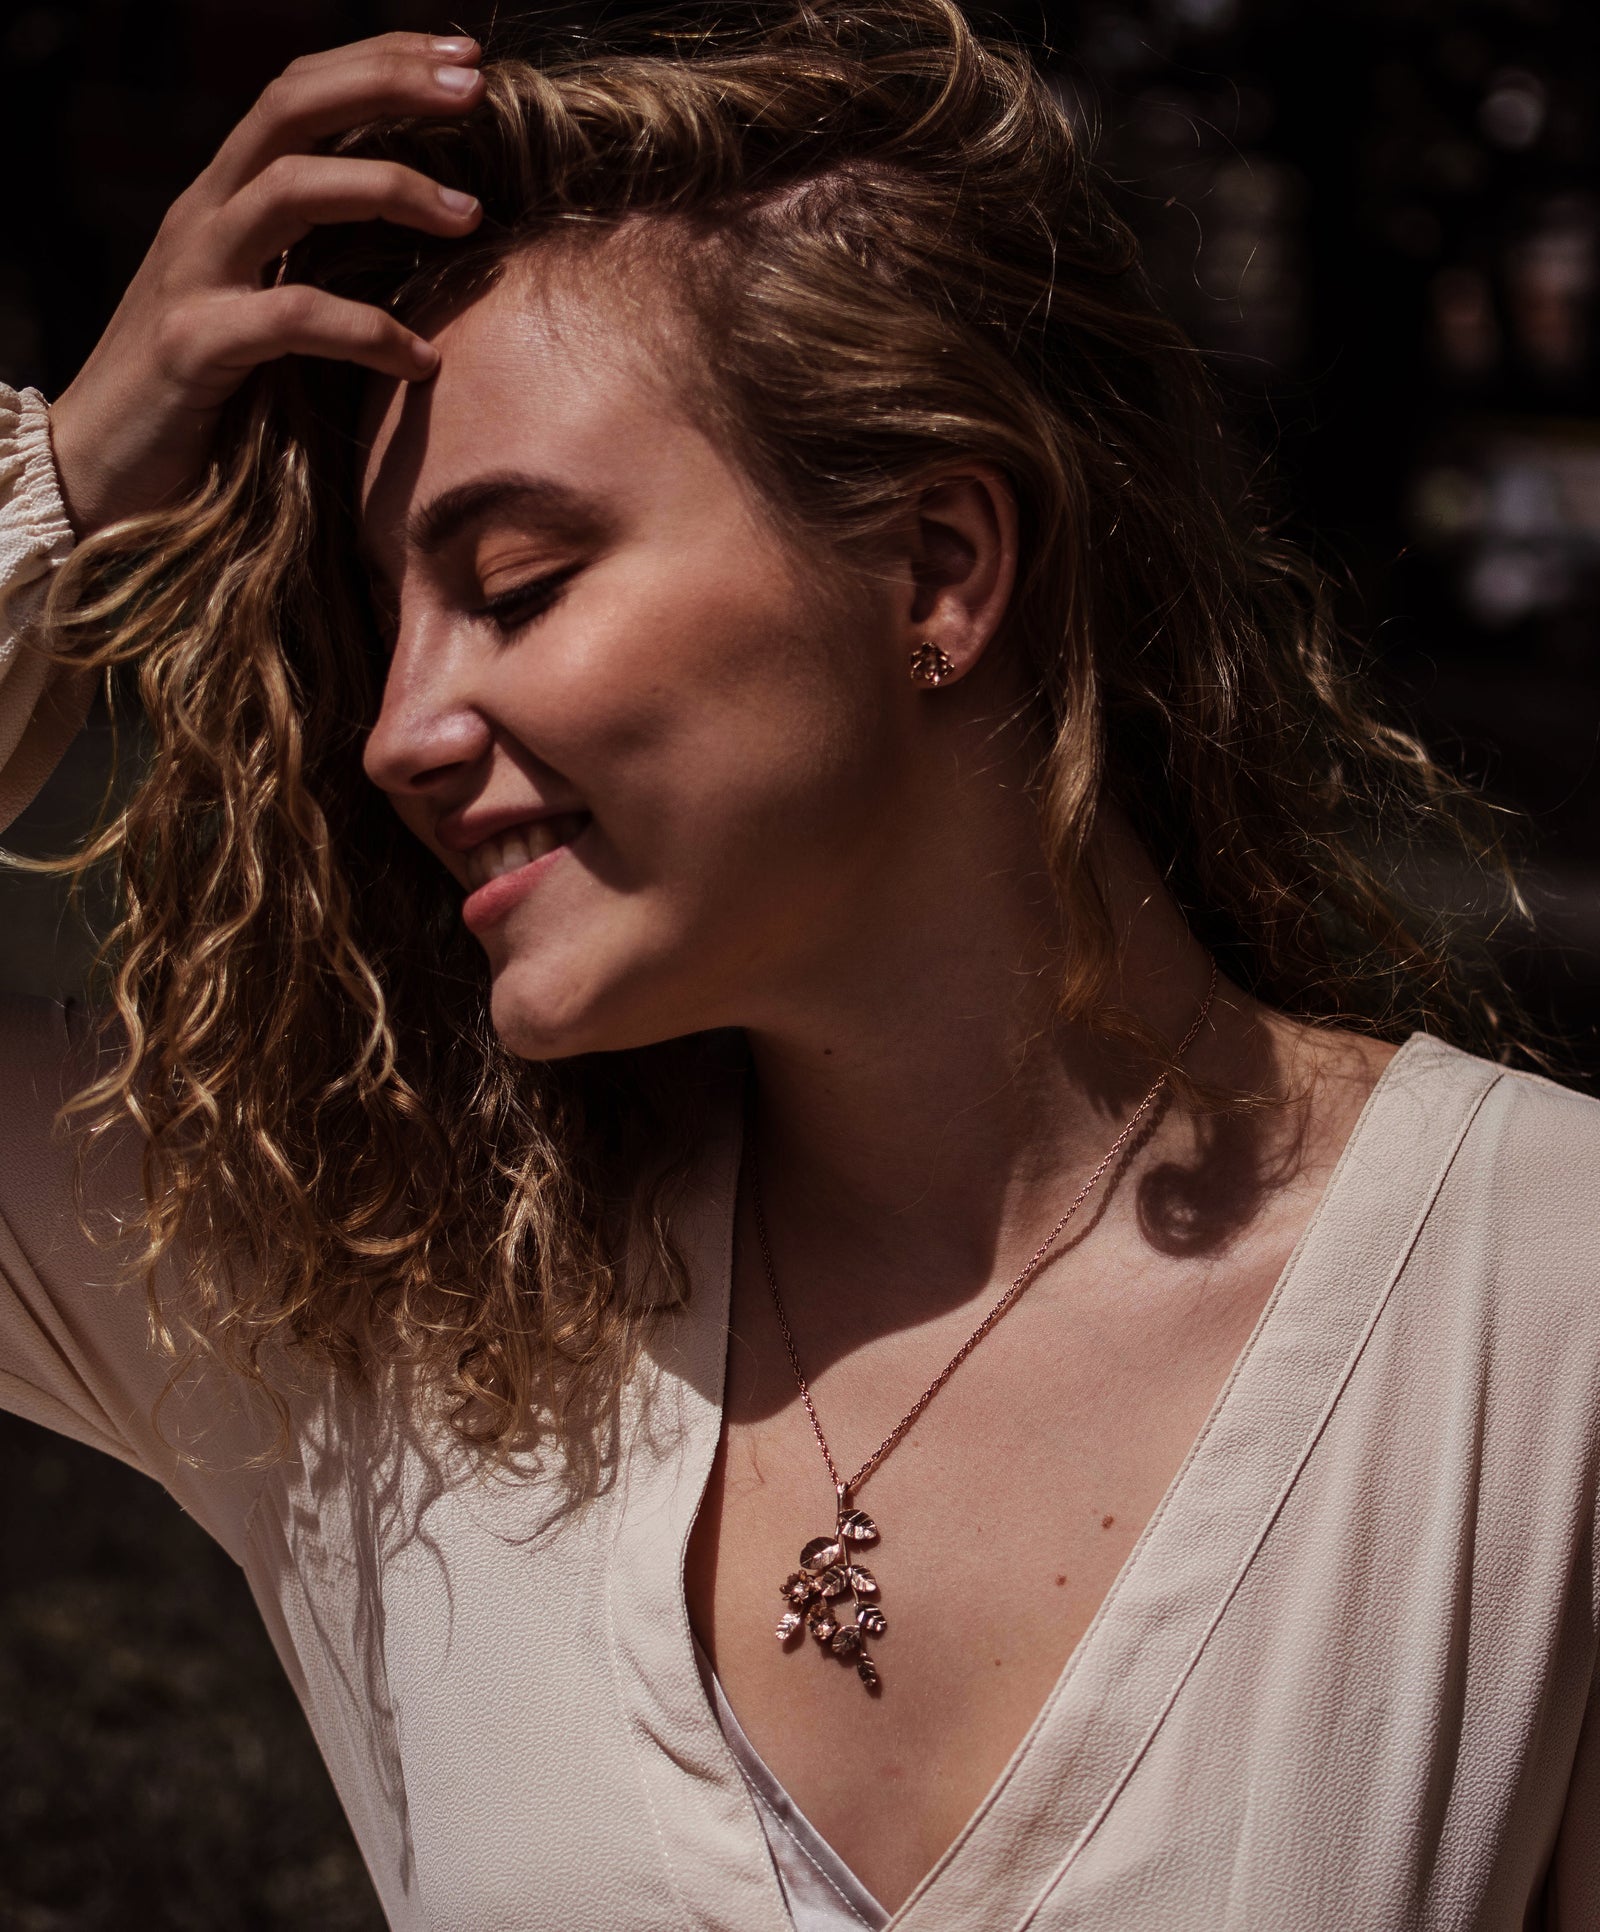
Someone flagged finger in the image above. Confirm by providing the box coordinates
[207,40,484,199]
[273,29,480,90]
[281,30,479,75]
[159,286,441,398]
[209,155,480,281]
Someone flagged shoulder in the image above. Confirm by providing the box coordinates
[1366,1029,1600,1168]
[1386,1034,1600,1354]
[1434,1040,1600,1216]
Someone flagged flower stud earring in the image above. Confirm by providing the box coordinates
[908,641,956,687]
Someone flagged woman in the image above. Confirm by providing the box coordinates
[1,4,1595,1927]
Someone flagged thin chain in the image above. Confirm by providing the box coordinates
[750,959,1219,1498]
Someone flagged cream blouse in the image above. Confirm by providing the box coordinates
[1,382,1598,1931]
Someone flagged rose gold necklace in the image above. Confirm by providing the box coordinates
[750,959,1218,1692]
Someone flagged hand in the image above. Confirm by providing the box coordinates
[47,32,487,536]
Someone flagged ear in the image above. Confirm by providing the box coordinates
[896,466,1018,688]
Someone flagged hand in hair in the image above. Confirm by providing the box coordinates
[47,32,486,537]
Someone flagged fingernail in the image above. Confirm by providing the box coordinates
[408,336,440,372]
[430,36,476,56]
[437,185,478,216]
[433,62,480,92]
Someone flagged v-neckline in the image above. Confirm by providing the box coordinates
[607,1030,1502,1932]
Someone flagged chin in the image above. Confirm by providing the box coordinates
[488,987,609,1064]
[485,965,690,1065]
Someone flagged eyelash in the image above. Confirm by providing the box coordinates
[475,566,580,634]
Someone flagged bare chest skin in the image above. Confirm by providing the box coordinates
[684,1039,1396,1915]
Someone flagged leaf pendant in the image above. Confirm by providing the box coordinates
[838,1509,879,1546]
[773,1484,885,1691]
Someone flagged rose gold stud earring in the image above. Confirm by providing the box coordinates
[908,641,956,687]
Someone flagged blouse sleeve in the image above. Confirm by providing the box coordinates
[0,382,97,834]
[0,383,271,1557]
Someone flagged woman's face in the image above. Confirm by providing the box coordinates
[359,251,927,1061]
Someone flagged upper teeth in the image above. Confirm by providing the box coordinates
[466,819,573,889]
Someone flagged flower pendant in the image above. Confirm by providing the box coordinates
[775,1483,885,1690]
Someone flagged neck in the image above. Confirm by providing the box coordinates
[742,797,1247,1323]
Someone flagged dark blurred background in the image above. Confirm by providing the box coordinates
[0,0,1595,1924]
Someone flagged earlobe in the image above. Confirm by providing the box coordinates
[904,467,1018,689]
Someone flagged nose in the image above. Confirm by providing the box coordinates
[362,616,493,802]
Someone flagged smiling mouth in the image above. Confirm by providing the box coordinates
[465,813,591,889]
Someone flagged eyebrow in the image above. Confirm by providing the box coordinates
[405,472,614,558]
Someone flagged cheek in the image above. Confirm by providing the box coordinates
[572,611,891,880]
[503,544,890,859]
[480,620,905,1056]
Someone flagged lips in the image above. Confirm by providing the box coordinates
[458,811,592,936]
[464,812,589,890]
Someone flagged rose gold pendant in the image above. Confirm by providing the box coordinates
[775,1482,885,1690]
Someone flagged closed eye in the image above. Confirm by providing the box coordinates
[475,564,581,635]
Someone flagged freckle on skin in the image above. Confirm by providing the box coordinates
[1054,1574,1066,1586]
[1101,1514,1115,1529]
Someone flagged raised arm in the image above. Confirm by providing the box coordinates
[0,33,486,833]
[0,32,492,1544]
